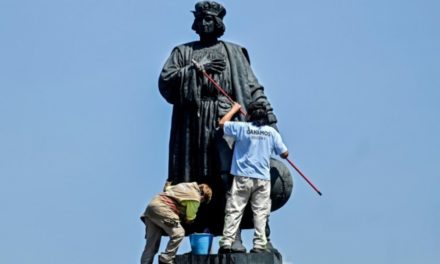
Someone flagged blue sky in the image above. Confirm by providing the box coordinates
[1,1,439,263]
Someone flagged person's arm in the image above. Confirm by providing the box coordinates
[273,131,289,159]
[219,103,242,128]
[181,200,200,223]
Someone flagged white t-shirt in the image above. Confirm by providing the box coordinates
[223,121,288,180]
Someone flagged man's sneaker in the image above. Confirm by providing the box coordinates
[231,247,246,253]
[266,241,280,254]
[218,245,232,254]
[158,255,174,264]
[231,231,247,253]
[231,240,247,253]
[250,247,270,253]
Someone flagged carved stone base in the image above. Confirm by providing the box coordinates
[174,252,283,264]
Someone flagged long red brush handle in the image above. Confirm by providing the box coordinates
[286,158,322,196]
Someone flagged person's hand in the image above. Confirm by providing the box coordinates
[163,181,172,192]
[185,219,195,225]
[217,95,232,117]
[194,57,226,74]
[231,102,241,113]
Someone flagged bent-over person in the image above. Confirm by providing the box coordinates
[140,182,212,264]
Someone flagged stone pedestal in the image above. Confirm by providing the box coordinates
[174,252,283,264]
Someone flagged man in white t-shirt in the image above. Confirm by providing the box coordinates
[218,101,289,253]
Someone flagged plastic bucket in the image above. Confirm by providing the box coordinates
[189,233,213,255]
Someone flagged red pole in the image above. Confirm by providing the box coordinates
[191,59,247,116]
[286,158,322,196]
[192,59,322,196]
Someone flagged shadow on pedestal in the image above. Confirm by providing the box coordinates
[174,252,283,264]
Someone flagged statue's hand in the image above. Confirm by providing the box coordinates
[197,57,226,74]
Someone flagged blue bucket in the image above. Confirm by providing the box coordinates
[189,233,213,255]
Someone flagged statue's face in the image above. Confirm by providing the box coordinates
[197,15,216,36]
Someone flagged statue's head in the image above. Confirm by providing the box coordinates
[247,101,269,126]
[191,1,226,38]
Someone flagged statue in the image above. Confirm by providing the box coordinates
[158,0,293,252]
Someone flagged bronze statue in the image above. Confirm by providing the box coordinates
[158,1,292,252]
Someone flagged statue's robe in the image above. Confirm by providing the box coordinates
[159,40,278,234]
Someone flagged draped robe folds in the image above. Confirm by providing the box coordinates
[159,40,277,183]
[159,41,277,234]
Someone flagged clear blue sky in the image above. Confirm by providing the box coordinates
[1,1,439,263]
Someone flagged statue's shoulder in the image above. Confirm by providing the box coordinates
[221,40,245,51]
[174,41,198,51]
[221,41,250,63]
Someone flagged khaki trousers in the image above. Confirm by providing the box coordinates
[140,197,185,264]
[219,176,271,249]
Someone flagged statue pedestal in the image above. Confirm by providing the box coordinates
[174,252,283,264]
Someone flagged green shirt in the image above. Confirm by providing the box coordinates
[181,200,200,221]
